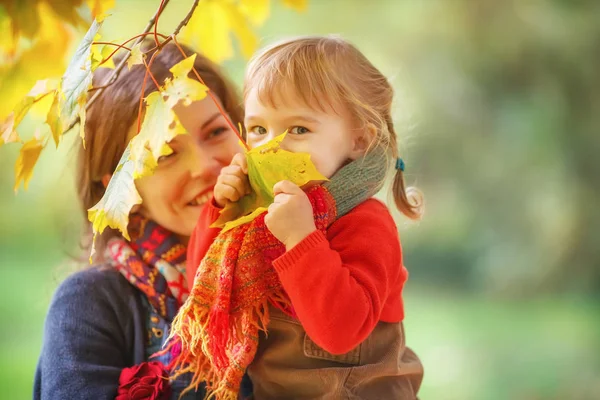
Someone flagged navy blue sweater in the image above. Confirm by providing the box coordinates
[33,266,200,399]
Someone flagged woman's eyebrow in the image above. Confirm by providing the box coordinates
[200,112,223,130]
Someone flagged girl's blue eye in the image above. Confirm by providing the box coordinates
[290,126,310,135]
[249,126,267,135]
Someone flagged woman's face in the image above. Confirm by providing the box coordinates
[134,96,242,243]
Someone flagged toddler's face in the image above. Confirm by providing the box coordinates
[244,85,360,179]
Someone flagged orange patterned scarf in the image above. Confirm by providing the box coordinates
[169,186,336,399]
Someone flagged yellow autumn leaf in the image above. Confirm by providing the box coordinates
[126,42,146,70]
[86,0,116,18]
[0,2,71,122]
[0,114,19,145]
[240,0,270,25]
[129,92,187,179]
[0,11,18,58]
[14,135,45,193]
[281,0,307,11]
[46,92,64,148]
[3,0,42,40]
[91,38,116,70]
[88,146,143,248]
[162,54,209,108]
[179,0,258,63]
[0,79,57,147]
[213,132,328,231]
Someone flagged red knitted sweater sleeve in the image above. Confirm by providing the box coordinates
[272,198,407,355]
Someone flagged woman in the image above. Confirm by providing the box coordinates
[33,42,244,399]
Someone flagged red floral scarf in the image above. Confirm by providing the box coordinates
[107,215,189,322]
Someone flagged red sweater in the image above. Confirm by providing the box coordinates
[187,198,407,355]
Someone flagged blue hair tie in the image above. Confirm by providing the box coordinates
[395,157,405,172]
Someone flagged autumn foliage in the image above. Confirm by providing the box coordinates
[0,0,306,258]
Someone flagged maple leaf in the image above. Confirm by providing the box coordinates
[88,146,142,259]
[0,2,71,122]
[0,114,19,145]
[0,79,58,147]
[129,92,187,179]
[126,42,146,70]
[213,133,328,231]
[56,15,105,147]
[91,37,116,70]
[162,54,209,108]
[179,0,258,63]
[14,135,45,193]
[128,55,208,179]
[46,91,64,148]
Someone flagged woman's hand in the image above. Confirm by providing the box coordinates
[265,180,316,250]
[214,153,251,208]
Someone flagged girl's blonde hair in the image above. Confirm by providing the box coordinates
[243,35,423,219]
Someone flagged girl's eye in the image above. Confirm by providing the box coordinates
[289,126,310,135]
[249,126,267,135]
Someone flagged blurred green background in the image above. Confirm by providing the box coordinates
[1,0,599,399]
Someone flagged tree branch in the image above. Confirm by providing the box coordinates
[157,0,199,49]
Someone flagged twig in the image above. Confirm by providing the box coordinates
[158,0,199,49]
[137,51,161,132]
[172,36,248,150]
[63,0,172,134]
[92,41,132,51]
[154,0,167,46]
[98,32,169,67]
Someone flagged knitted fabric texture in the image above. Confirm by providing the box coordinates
[108,215,189,322]
[169,149,388,399]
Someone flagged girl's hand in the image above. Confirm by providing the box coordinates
[265,180,316,250]
[214,153,251,208]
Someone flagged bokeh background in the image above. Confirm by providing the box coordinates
[1,0,599,399]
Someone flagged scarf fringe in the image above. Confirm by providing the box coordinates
[168,286,293,399]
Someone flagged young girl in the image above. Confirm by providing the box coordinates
[173,35,424,399]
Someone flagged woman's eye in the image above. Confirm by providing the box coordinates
[249,126,267,135]
[157,150,177,163]
[290,126,310,135]
[208,127,228,138]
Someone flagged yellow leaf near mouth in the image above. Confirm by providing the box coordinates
[212,132,328,232]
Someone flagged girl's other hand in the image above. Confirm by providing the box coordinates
[214,153,251,207]
[265,180,316,250]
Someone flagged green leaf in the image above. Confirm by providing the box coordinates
[213,133,328,231]
[57,17,104,133]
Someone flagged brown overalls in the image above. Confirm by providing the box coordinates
[247,308,424,399]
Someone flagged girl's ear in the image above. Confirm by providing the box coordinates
[350,123,377,159]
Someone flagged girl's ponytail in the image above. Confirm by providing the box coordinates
[387,118,423,220]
